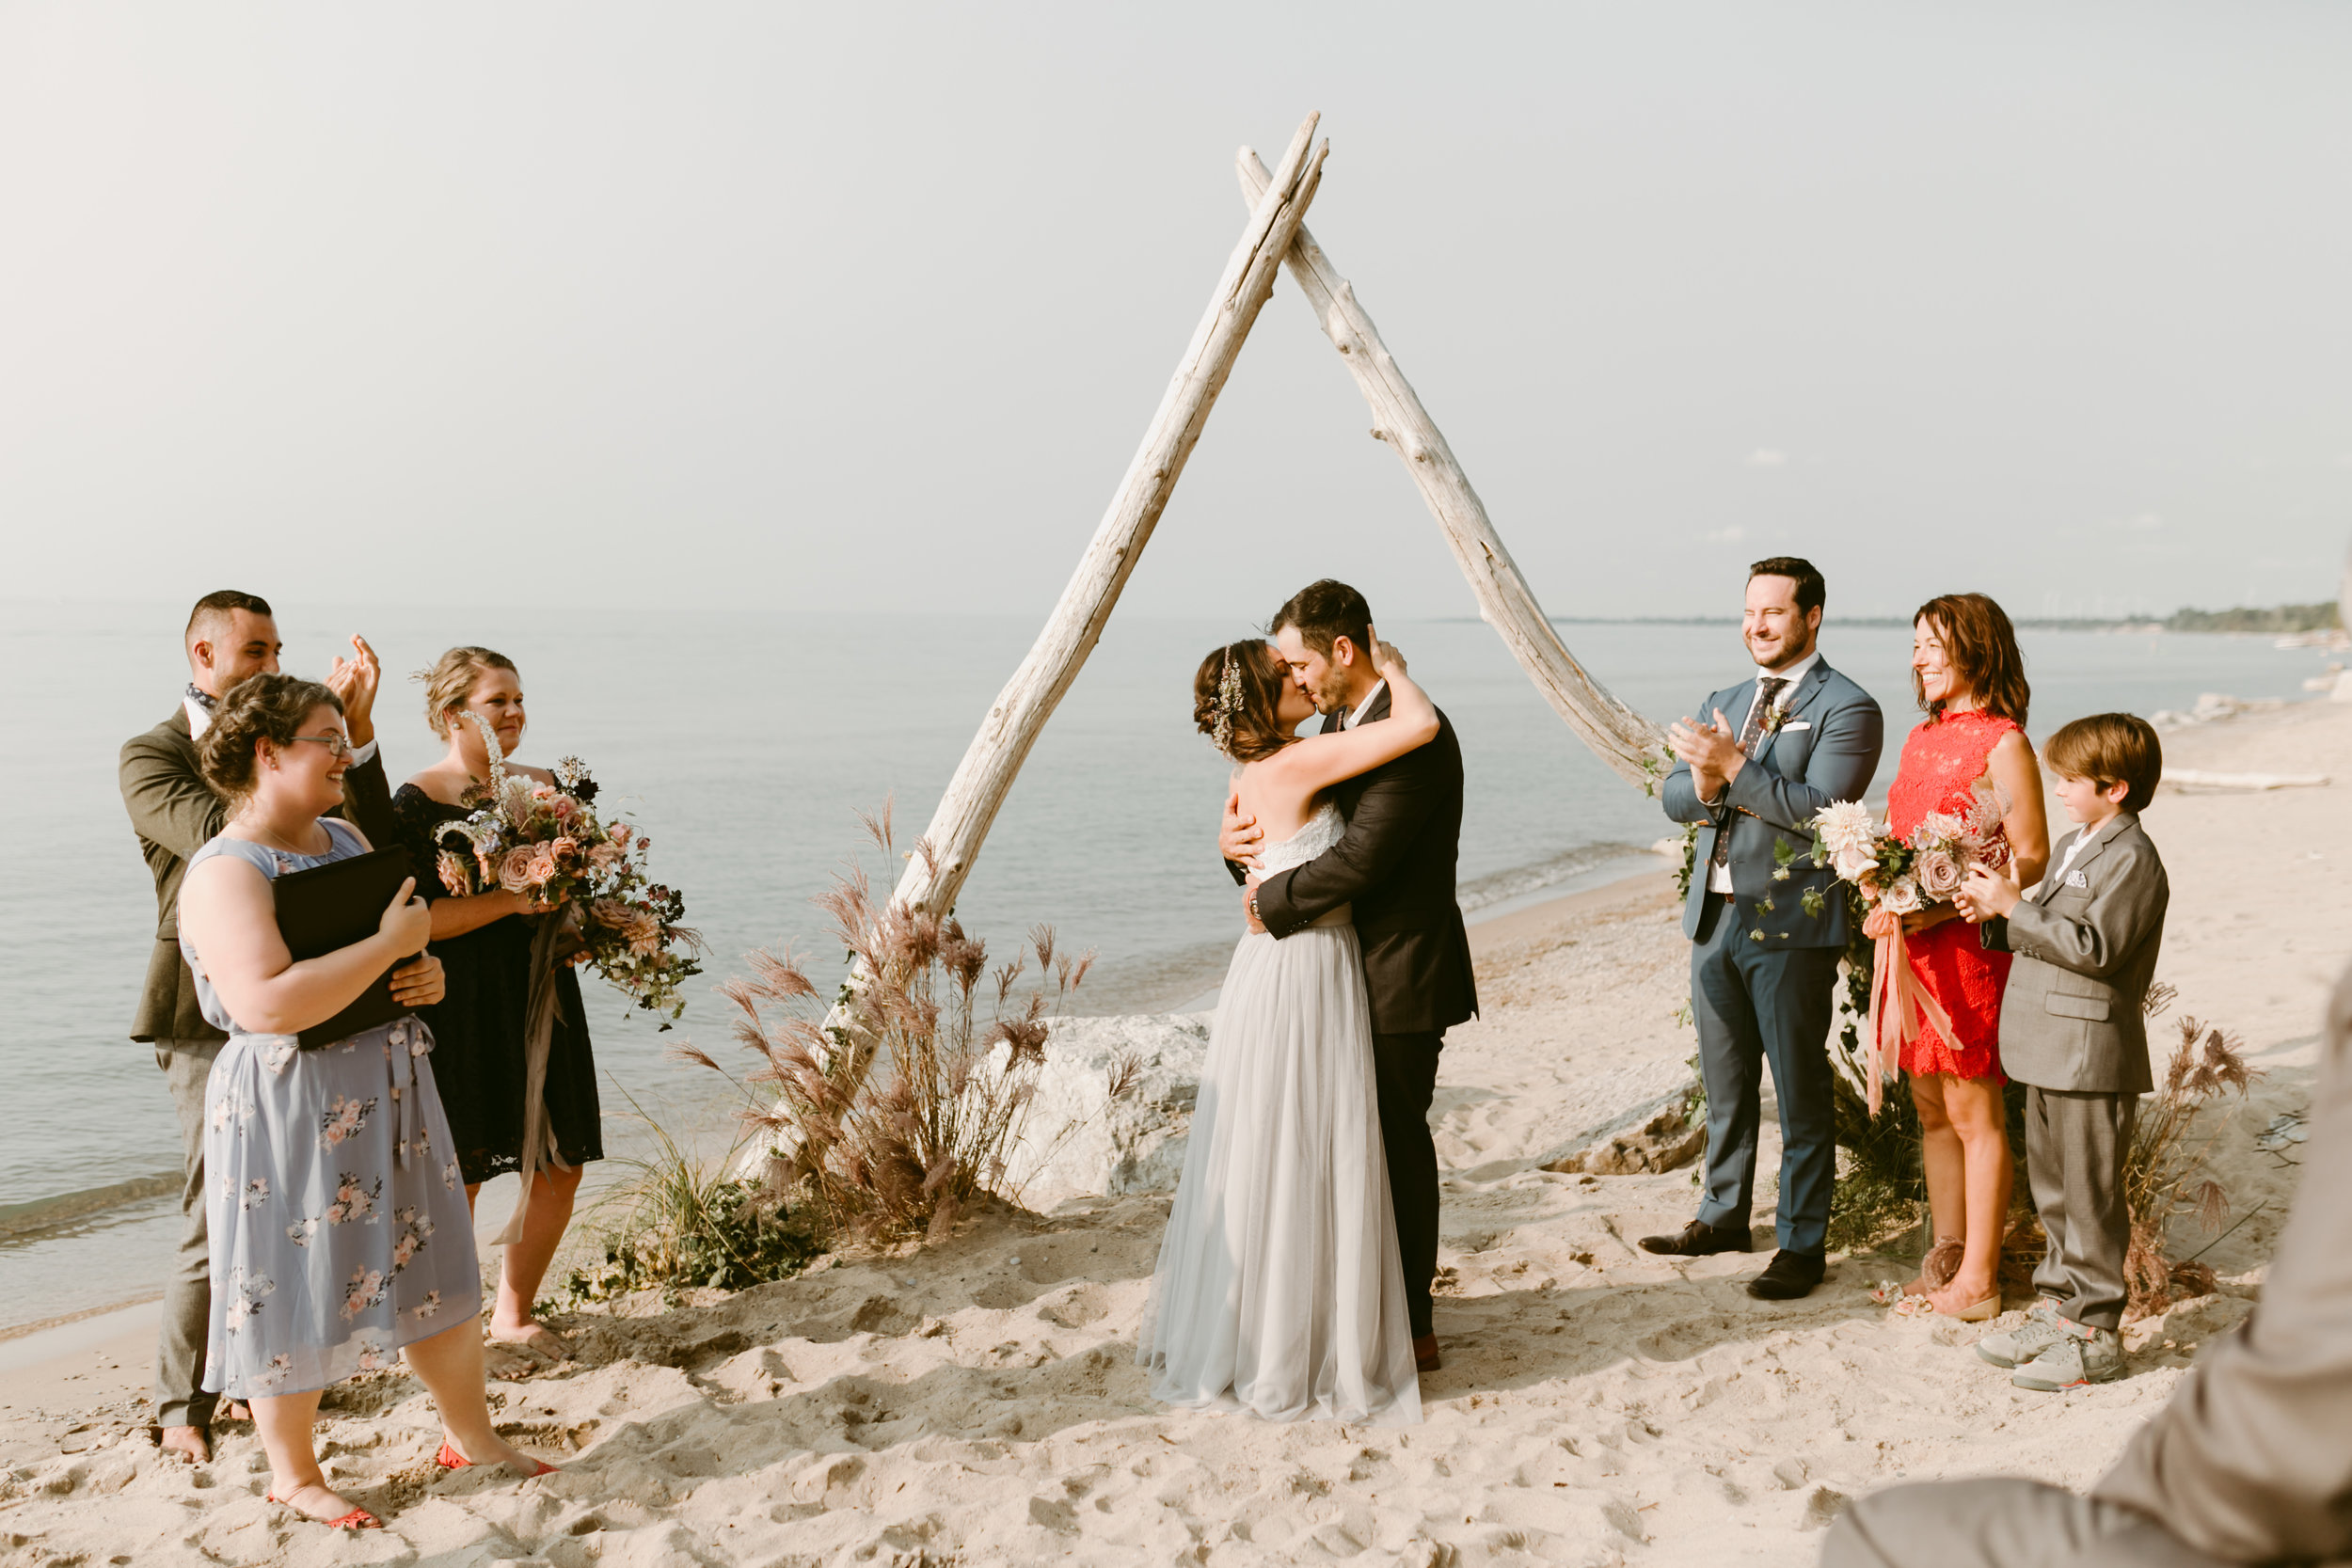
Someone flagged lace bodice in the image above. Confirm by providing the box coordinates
[1887,709,2021,839]
[1259,801,1345,875]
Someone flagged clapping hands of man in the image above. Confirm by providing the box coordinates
[323,634,382,748]
[1665,708,1747,803]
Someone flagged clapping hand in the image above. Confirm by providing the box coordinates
[326,634,382,747]
[1666,709,1744,799]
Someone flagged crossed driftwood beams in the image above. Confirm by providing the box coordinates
[782,112,1667,1149]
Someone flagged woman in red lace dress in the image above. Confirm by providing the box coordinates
[1885,594,2047,1320]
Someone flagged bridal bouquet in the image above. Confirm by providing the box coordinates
[427,717,704,1022]
[1810,785,2010,1111]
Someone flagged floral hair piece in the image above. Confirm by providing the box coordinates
[1212,647,1244,757]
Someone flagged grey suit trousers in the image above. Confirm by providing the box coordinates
[1690,895,1841,1254]
[2024,1086,2135,1332]
[154,1038,225,1430]
[1821,1478,2225,1567]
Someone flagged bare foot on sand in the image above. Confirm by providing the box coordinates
[437,1432,560,1476]
[267,1479,378,1528]
[156,1425,211,1464]
[487,1322,572,1360]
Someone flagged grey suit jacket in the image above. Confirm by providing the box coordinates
[1660,658,1883,948]
[2091,963,2352,1562]
[1981,812,2168,1095]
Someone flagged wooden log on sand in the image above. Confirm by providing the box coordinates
[786,114,1328,1123]
[1237,150,1667,789]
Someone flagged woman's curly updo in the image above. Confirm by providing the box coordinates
[197,673,344,802]
[1192,639,1295,763]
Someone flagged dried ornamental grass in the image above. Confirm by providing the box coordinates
[2122,1001,2259,1319]
[691,806,1136,1246]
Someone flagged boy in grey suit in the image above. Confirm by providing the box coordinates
[1957,713,2169,1390]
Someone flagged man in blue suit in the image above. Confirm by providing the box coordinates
[1645,557,1884,1300]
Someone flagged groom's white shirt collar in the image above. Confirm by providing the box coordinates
[185,692,378,766]
[1342,678,1388,731]
[1754,647,1821,693]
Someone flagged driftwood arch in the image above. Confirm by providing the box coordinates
[787,113,1666,1144]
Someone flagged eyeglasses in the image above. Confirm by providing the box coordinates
[288,733,355,759]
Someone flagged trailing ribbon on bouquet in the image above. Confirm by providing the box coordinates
[1862,916,1960,1115]
[490,912,578,1248]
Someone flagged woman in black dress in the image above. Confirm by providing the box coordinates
[391,646,600,1356]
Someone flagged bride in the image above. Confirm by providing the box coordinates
[1138,633,1434,1425]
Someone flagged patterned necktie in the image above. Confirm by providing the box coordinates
[1708,675,1790,872]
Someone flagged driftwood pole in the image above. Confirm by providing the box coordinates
[788,115,1327,1111]
[892,115,1326,911]
[1237,150,1666,788]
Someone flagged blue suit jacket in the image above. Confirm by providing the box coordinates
[1660,659,1884,948]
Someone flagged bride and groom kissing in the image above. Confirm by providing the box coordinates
[1137,579,1475,1428]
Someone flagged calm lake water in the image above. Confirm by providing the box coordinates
[0,600,2330,1332]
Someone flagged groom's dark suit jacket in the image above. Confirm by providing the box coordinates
[1235,686,1478,1036]
[119,705,399,1044]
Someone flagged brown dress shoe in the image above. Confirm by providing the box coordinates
[1637,1219,1755,1258]
[1413,1335,1441,1372]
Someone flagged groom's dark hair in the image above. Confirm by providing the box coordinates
[1271,579,1373,659]
[1748,557,1825,616]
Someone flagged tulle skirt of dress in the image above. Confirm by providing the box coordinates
[1138,915,1422,1425]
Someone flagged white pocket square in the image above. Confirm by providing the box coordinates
[2065,870,2089,888]
[1778,721,1812,733]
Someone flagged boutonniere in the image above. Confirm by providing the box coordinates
[1757,702,1792,739]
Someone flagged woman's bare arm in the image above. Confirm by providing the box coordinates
[1991,729,2050,890]
[180,857,431,1036]
[429,887,531,939]
[1262,645,1438,799]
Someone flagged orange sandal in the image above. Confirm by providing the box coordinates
[266,1489,381,1530]
[436,1441,559,1477]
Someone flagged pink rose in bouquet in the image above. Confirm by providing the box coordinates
[498,847,537,895]
[1914,847,1963,901]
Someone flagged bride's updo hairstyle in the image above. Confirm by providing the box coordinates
[1913,592,2030,725]
[198,673,343,803]
[1193,639,1294,762]
[415,645,519,738]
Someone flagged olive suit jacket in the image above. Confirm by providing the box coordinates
[119,705,399,1043]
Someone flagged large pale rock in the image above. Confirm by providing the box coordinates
[1002,1013,1211,1212]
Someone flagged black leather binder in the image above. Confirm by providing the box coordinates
[270,846,418,1049]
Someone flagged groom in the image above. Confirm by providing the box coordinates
[1649,557,1883,1301]
[1221,579,1476,1373]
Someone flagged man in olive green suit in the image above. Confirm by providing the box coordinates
[120,590,441,1464]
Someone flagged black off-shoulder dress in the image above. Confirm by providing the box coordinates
[391,784,604,1186]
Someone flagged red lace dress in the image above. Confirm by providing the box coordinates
[1885,709,2019,1083]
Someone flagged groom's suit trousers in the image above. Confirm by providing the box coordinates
[1690,895,1839,1255]
[1371,1030,1443,1340]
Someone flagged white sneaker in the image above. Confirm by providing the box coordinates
[1975,1298,2064,1370]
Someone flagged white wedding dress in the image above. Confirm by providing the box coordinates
[1138,801,1422,1425]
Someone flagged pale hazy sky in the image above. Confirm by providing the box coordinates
[5,3,2350,624]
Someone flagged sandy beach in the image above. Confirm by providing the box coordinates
[2,695,2340,1568]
